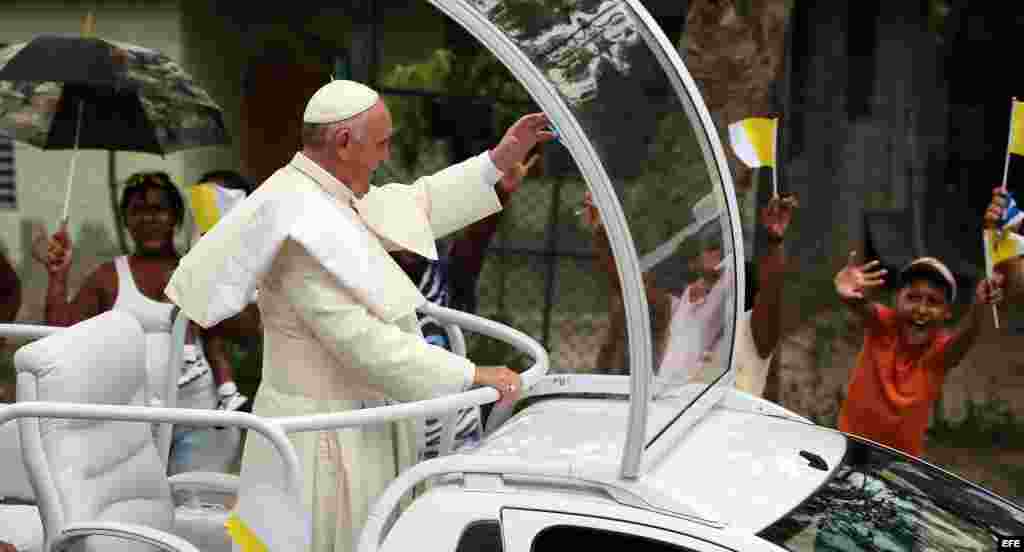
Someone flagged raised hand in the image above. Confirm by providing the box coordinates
[761,192,799,242]
[834,251,887,300]
[977,272,1005,305]
[984,187,1009,230]
[33,222,73,278]
[490,113,556,174]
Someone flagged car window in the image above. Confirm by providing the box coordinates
[758,437,1024,551]
[532,525,698,552]
[457,520,503,552]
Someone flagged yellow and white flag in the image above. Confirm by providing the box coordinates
[1010,99,1024,157]
[728,117,777,169]
[225,482,311,552]
[985,229,1024,268]
[188,182,247,235]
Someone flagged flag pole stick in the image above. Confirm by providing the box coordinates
[1002,97,1016,193]
[983,229,1000,329]
[771,116,779,198]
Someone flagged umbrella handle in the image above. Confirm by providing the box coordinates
[61,99,85,226]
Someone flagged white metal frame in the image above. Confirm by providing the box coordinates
[0,302,549,541]
[619,0,746,475]
[424,0,654,480]
[0,403,304,498]
[273,302,548,435]
[426,0,746,480]
[356,453,724,552]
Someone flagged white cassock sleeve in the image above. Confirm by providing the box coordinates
[279,241,475,402]
[358,152,503,259]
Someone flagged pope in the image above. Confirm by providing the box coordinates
[165,80,554,552]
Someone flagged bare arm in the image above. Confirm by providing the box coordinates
[943,272,1004,371]
[203,303,262,342]
[45,263,110,327]
[749,194,798,359]
[39,224,108,326]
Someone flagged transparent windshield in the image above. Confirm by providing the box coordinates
[460,0,740,446]
[759,438,1024,551]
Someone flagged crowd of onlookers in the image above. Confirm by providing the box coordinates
[0,154,1019,551]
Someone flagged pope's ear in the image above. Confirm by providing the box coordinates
[332,126,354,159]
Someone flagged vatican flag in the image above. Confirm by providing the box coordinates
[225,482,311,552]
[1009,99,1024,158]
[986,229,1024,268]
[188,182,247,236]
[728,117,777,169]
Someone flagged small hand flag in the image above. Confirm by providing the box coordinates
[728,117,777,169]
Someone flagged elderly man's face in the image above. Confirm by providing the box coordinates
[340,101,393,175]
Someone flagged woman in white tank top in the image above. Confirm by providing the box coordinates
[40,171,240,474]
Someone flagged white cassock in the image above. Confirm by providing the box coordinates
[166,150,503,552]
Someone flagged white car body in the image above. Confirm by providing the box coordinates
[378,388,1024,552]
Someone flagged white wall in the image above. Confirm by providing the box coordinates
[0,2,238,322]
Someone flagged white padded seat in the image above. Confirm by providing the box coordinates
[14,311,187,552]
[0,420,43,552]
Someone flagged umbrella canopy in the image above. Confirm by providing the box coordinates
[0,34,229,155]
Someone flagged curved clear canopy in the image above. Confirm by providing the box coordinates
[432,0,743,478]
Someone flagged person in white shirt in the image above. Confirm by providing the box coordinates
[583,191,798,398]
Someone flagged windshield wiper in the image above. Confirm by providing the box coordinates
[800,450,829,471]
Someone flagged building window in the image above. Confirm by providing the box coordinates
[0,131,13,211]
[0,42,13,210]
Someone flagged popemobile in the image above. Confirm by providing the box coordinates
[2,1,1023,552]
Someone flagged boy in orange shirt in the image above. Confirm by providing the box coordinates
[833,253,1003,457]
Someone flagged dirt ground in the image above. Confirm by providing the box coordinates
[923,442,1024,506]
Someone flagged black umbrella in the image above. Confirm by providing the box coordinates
[0,31,229,223]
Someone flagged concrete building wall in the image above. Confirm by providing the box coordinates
[0,2,243,323]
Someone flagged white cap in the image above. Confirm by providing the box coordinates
[302,80,379,124]
[901,257,957,302]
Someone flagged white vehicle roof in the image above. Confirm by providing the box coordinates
[474,395,845,532]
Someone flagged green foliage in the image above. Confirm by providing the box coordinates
[927,0,952,39]
[0,345,13,386]
[380,49,453,173]
[226,338,262,407]
[465,312,533,373]
[930,398,1024,450]
[380,47,530,174]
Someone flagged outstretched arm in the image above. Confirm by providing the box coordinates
[942,275,1003,371]
[749,193,798,359]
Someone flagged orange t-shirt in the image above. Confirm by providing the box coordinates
[837,304,954,457]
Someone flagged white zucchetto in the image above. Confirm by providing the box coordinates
[302,80,380,124]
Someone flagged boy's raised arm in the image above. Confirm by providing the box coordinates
[834,251,887,321]
[943,272,1004,371]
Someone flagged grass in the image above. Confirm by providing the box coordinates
[929,398,1024,450]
